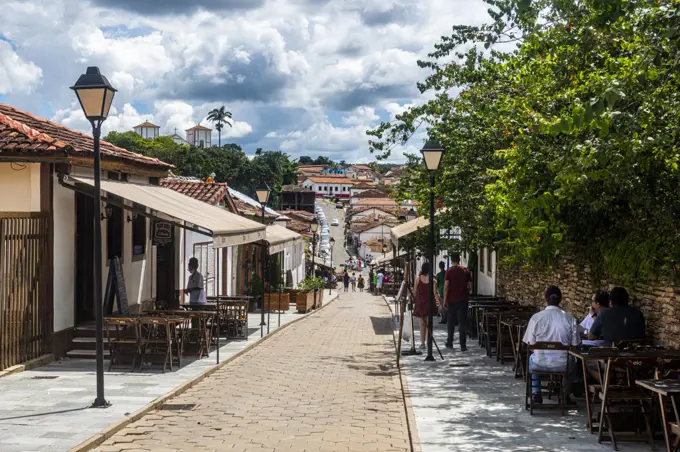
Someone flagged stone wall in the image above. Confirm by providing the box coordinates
[496,255,680,348]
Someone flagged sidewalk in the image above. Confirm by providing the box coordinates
[386,298,652,452]
[0,292,337,452]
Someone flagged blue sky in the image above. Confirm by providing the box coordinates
[0,0,488,162]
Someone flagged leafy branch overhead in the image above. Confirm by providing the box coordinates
[368,0,680,282]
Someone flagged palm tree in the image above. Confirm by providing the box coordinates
[206,106,232,147]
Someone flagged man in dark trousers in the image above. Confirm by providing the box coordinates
[443,253,472,351]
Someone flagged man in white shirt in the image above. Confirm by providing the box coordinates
[185,257,207,304]
[523,286,581,404]
[376,271,384,294]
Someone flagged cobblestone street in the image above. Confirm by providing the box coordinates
[95,292,411,452]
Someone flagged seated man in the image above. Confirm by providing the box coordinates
[581,290,610,347]
[523,286,581,404]
[589,287,645,345]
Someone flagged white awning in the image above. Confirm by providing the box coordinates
[311,256,334,269]
[372,249,406,266]
[264,225,301,255]
[71,177,266,248]
[390,216,429,248]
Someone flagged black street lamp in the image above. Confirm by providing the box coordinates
[255,185,270,335]
[310,217,319,307]
[421,139,445,362]
[329,236,335,295]
[382,242,388,273]
[71,66,117,409]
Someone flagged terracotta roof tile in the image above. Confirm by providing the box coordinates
[187,124,212,131]
[160,179,229,206]
[351,220,398,233]
[0,103,172,171]
[351,188,390,199]
[133,121,160,129]
[306,176,356,184]
[353,198,398,207]
[0,113,71,155]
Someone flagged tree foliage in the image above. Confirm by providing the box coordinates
[104,131,298,206]
[368,0,680,282]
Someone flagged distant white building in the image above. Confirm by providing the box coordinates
[168,133,190,146]
[133,121,160,140]
[186,124,212,148]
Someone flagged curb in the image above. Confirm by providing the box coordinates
[0,354,54,379]
[70,292,340,452]
[382,295,421,452]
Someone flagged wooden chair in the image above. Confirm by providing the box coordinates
[657,358,680,452]
[104,317,142,372]
[597,356,657,451]
[139,316,178,373]
[525,342,571,415]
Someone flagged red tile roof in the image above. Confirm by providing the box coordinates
[187,124,212,131]
[133,121,160,129]
[351,220,398,233]
[0,103,172,172]
[351,188,389,199]
[0,113,71,155]
[160,178,229,206]
[306,176,356,184]
[353,198,398,207]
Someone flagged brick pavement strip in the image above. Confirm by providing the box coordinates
[92,292,411,452]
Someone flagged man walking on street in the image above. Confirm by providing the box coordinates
[444,253,472,351]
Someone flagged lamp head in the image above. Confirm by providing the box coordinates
[420,139,445,171]
[70,67,117,123]
[310,217,319,233]
[255,184,271,205]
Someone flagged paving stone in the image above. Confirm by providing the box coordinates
[93,293,410,451]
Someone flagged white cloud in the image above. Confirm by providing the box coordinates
[4,0,492,162]
[0,41,42,94]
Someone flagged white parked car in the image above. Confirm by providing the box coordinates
[331,218,340,226]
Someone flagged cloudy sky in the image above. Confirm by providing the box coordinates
[0,0,488,162]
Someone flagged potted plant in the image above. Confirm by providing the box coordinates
[264,276,290,312]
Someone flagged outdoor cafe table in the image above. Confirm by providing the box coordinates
[153,309,218,362]
[500,318,529,379]
[636,379,680,452]
[570,348,680,434]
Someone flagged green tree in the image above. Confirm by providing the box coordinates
[298,156,314,165]
[368,0,680,282]
[206,106,232,147]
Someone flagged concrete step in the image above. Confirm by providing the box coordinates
[66,349,110,359]
[71,336,98,350]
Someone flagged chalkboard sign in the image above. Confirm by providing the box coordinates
[153,221,173,246]
[104,256,130,315]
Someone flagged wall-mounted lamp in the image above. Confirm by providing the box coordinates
[100,205,113,221]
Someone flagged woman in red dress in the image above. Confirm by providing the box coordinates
[413,262,441,349]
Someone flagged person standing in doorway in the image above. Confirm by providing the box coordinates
[343,272,350,292]
[444,253,472,351]
[436,261,447,325]
[350,273,357,292]
[185,257,207,304]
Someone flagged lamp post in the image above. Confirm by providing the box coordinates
[382,242,388,273]
[255,185,270,335]
[421,139,445,362]
[310,217,319,307]
[70,67,117,408]
[329,236,335,295]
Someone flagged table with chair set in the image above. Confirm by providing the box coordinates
[104,296,253,373]
[463,296,680,451]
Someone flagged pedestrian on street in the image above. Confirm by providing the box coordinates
[357,275,365,292]
[343,272,350,292]
[436,261,447,324]
[376,270,384,294]
[350,273,357,291]
[413,262,440,349]
[443,253,472,351]
[369,269,375,293]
